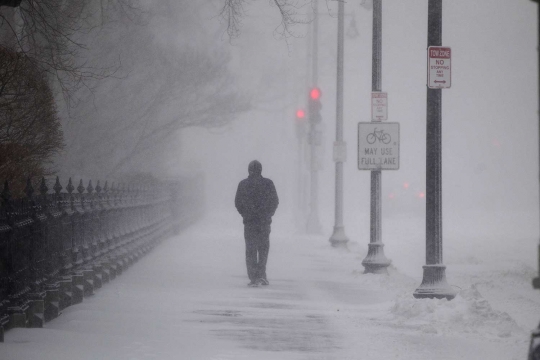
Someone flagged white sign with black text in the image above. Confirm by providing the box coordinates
[371,92,387,122]
[358,122,400,170]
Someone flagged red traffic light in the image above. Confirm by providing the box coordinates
[310,87,321,100]
[296,109,305,119]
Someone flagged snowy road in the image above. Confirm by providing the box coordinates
[1,210,536,359]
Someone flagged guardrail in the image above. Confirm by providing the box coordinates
[0,175,203,341]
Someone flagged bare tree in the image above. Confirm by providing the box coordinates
[0,0,250,179]
[56,0,251,177]
[220,0,313,40]
[0,0,144,107]
[0,45,64,194]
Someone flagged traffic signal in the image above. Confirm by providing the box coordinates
[308,87,322,123]
[295,108,307,139]
[310,87,321,100]
[296,109,306,121]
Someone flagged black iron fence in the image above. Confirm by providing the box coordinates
[0,175,203,341]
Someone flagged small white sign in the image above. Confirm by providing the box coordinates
[358,122,400,170]
[371,92,387,121]
[428,46,451,89]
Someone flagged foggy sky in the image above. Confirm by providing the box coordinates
[178,1,538,242]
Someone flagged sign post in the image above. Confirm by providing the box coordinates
[413,0,456,300]
[360,0,392,275]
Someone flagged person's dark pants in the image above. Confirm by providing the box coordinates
[244,222,270,283]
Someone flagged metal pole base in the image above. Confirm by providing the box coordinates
[528,325,540,360]
[361,243,391,274]
[329,226,349,247]
[413,264,457,300]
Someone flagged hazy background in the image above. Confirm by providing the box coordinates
[173,0,538,246]
[18,0,531,247]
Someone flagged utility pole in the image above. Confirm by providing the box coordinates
[306,0,322,234]
[299,20,313,224]
[530,0,540,293]
[329,0,349,247]
[361,0,391,274]
[413,0,456,300]
[295,108,308,226]
[529,1,540,359]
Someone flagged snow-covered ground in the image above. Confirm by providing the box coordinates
[1,209,538,360]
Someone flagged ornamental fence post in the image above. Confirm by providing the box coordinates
[39,177,61,322]
[5,180,31,329]
[24,178,46,328]
[0,181,13,340]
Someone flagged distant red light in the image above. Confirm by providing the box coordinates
[310,87,321,100]
[403,182,409,189]
[418,192,425,198]
[388,193,395,199]
[296,109,305,119]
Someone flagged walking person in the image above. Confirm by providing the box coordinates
[235,160,279,287]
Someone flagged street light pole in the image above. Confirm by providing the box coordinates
[529,1,540,359]
[413,0,456,300]
[329,0,349,247]
[307,0,322,234]
[531,0,540,293]
[361,0,391,274]
[296,109,308,225]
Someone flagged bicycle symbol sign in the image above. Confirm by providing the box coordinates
[366,128,391,145]
[358,122,400,171]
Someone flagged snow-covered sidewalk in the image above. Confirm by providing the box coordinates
[1,210,537,360]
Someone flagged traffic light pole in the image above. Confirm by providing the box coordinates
[361,0,391,274]
[413,0,456,300]
[329,0,349,247]
[307,0,322,234]
[296,111,308,226]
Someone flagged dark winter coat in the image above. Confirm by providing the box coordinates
[235,161,279,225]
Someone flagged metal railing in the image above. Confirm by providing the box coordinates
[0,175,203,340]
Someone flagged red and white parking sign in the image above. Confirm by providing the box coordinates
[428,46,451,89]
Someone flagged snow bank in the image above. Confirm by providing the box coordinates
[389,285,525,339]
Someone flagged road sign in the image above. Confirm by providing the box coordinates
[428,46,451,89]
[358,122,399,170]
[371,92,387,121]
